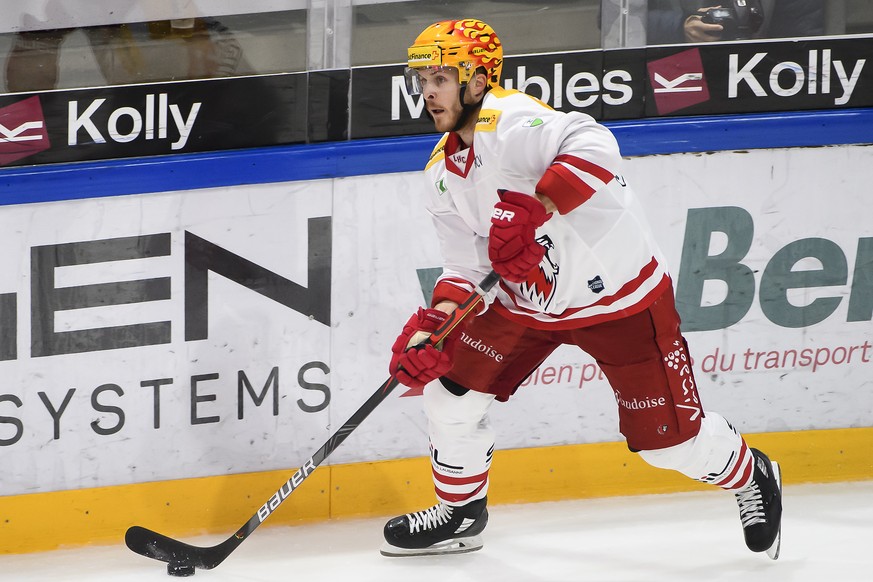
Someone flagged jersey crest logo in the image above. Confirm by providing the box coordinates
[522,117,544,128]
[519,235,559,310]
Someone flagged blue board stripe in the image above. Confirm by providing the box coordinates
[1,108,871,206]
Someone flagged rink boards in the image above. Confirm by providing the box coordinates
[0,110,871,553]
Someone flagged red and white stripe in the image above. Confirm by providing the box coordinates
[535,153,616,214]
[433,468,489,505]
[492,259,671,330]
[699,439,755,491]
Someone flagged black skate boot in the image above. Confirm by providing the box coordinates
[735,448,782,559]
[380,497,488,557]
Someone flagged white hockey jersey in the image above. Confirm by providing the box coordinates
[426,86,671,330]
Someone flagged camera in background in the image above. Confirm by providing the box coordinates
[701,0,764,40]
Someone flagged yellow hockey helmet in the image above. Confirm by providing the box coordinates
[405,19,503,95]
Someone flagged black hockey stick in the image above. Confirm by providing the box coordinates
[125,270,500,573]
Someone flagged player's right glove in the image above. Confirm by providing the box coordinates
[389,308,456,389]
[488,189,552,282]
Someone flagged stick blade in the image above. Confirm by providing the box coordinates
[125,525,232,570]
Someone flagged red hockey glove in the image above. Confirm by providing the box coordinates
[389,308,457,389]
[488,190,552,282]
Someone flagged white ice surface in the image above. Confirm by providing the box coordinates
[2,481,871,581]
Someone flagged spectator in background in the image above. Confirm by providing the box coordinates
[647,0,824,45]
[5,18,245,92]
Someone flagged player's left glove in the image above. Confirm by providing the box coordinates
[488,190,552,282]
[389,308,457,389]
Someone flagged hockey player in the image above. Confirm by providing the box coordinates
[382,19,782,559]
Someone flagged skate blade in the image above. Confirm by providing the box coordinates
[766,461,783,560]
[380,535,483,557]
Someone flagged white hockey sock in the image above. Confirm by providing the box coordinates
[423,383,496,506]
[638,412,755,491]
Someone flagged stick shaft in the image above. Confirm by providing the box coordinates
[125,271,499,570]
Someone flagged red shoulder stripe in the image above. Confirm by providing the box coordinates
[554,154,615,184]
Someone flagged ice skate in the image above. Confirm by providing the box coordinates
[735,448,782,559]
[380,497,488,557]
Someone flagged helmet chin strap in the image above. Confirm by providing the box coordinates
[451,84,486,133]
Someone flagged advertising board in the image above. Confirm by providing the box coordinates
[1,144,870,496]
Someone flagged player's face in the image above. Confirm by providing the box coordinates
[415,67,463,132]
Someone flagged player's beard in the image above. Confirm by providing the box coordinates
[451,101,479,133]
[424,86,483,134]
[424,104,470,133]
[452,84,483,133]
